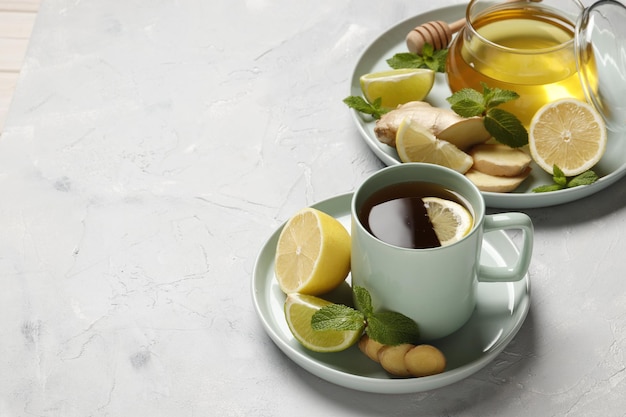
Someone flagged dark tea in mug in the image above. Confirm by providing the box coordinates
[357,181,473,249]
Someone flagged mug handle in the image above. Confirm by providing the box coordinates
[478,213,534,282]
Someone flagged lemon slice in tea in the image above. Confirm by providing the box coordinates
[423,197,473,246]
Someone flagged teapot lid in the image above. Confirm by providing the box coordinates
[576,0,626,132]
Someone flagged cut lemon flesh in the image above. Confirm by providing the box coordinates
[274,208,350,295]
[423,197,473,246]
[284,293,364,352]
[360,68,435,109]
[529,98,607,177]
[396,118,473,173]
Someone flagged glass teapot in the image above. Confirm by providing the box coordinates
[446,0,626,131]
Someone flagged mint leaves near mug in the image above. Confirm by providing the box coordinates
[312,286,420,346]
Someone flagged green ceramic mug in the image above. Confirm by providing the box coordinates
[351,163,533,341]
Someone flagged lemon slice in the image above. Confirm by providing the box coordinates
[284,293,364,352]
[529,98,607,177]
[360,68,435,109]
[423,197,473,246]
[274,208,351,295]
[396,118,474,173]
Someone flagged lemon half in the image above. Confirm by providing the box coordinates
[529,98,607,177]
[274,208,350,295]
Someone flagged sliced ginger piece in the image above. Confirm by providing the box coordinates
[465,167,531,193]
[358,334,385,363]
[470,143,532,177]
[404,345,446,377]
[377,344,414,377]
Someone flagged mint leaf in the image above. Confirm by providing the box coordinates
[421,42,434,58]
[447,85,528,147]
[366,311,420,345]
[567,170,599,187]
[553,165,567,186]
[422,44,449,72]
[533,164,566,192]
[484,86,519,108]
[308,286,421,347]
[353,285,373,316]
[387,52,426,70]
[532,184,564,193]
[484,108,528,148]
[447,88,485,117]
[532,166,599,193]
[343,96,388,119]
[311,304,365,331]
[449,99,486,118]
[354,286,420,344]
[386,44,448,73]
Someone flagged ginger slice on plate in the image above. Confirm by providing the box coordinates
[469,143,532,177]
[465,167,531,193]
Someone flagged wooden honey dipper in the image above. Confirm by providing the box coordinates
[406,1,544,55]
[405,17,466,55]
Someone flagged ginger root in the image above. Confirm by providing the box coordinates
[358,334,384,363]
[378,344,414,377]
[358,334,446,378]
[404,344,447,377]
[374,101,490,150]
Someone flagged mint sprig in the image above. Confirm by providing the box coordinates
[343,96,388,120]
[532,165,599,193]
[310,304,365,331]
[366,311,421,346]
[353,285,374,315]
[446,83,528,148]
[344,43,446,117]
[568,170,599,187]
[386,43,448,73]
[311,286,420,345]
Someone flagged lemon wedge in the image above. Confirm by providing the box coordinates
[360,68,435,108]
[396,118,474,174]
[284,294,363,352]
